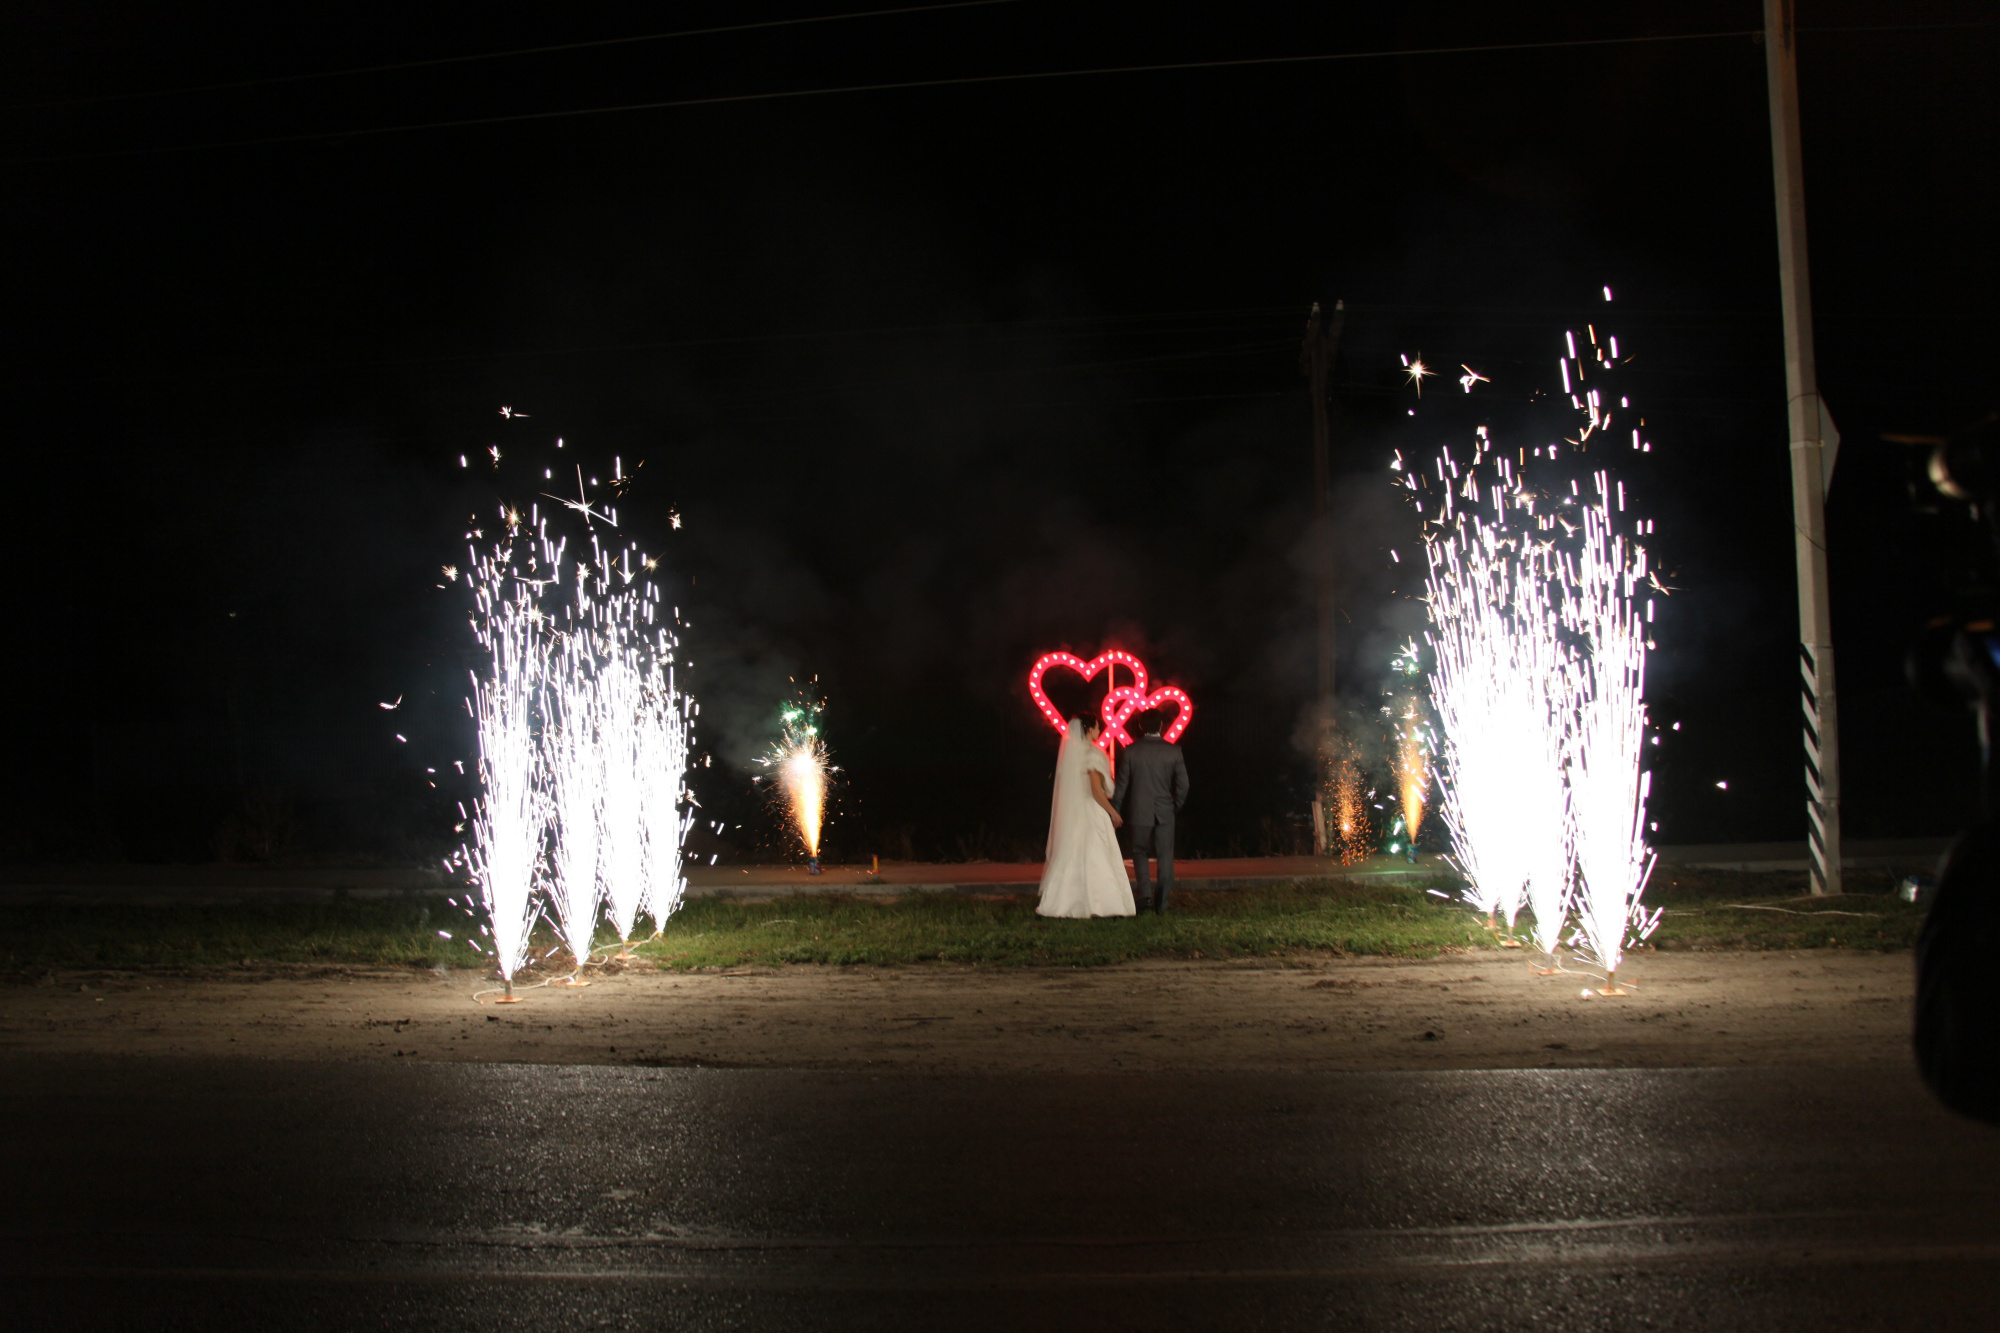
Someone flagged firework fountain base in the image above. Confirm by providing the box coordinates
[807,856,821,876]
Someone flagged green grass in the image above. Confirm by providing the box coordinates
[0,868,1927,977]
[0,898,492,975]
[1643,866,1925,953]
[637,878,1478,969]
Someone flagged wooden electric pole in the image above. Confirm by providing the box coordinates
[1302,301,1345,857]
[1301,300,1345,709]
[1764,0,1842,895]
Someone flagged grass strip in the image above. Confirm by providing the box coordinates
[0,868,1926,977]
[0,899,492,974]
[638,877,1476,968]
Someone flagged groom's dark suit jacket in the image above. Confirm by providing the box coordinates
[1112,735,1189,826]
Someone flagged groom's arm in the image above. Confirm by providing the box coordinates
[1172,750,1189,810]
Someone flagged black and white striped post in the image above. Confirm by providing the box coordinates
[1764,0,1841,895]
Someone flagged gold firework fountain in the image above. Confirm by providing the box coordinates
[1385,641,1431,864]
[765,696,831,873]
[1330,756,1370,865]
[1395,719,1430,861]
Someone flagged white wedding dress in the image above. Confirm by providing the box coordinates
[1037,719,1136,918]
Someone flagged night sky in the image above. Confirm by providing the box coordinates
[3,1,1994,865]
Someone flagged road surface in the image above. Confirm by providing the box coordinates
[7,1057,1999,1329]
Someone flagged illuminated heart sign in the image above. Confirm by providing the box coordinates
[1104,684,1193,748]
[1027,650,1192,753]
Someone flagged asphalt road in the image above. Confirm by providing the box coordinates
[7,1058,2000,1330]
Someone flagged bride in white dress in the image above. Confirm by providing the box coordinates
[1037,716,1136,918]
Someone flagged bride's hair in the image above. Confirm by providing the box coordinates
[1073,713,1102,736]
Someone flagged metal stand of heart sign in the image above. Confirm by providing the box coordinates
[1027,650,1193,756]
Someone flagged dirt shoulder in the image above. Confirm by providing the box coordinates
[0,949,1914,1073]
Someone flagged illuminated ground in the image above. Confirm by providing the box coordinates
[1,950,1913,1070]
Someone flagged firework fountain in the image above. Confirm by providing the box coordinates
[1327,755,1370,865]
[461,527,551,1001]
[1409,312,1659,985]
[1424,505,1572,936]
[544,536,696,974]
[1394,724,1430,860]
[593,638,647,954]
[1387,641,1433,862]
[543,563,610,982]
[1562,485,1662,991]
[596,573,693,950]
[455,447,693,996]
[764,697,831,872]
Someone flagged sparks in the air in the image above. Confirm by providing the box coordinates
[1403,354,1436,396]
[544,464,619,529]
[1458,365,1489,393]
[1329,755,1370,865]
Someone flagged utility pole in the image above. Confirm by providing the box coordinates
[1302,300,1344,855]
[1764,0,1842,895]
[1302,300,1345,707]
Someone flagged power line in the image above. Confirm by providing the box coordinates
[5,0,1024,112]
[10,28,1762,166]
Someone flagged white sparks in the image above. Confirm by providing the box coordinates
[1425,447,1573,943]
[458,453,694,985]
[1404,355,1436,396]
[1561,489,1661,983]
[1416,314,1660,979]
[544,465,619,530]
[463,537,551,984]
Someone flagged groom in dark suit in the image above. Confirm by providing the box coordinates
[1112,711,1190,914]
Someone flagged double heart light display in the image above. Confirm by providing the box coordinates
[1027,650,1193,753]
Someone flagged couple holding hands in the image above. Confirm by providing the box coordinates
[1036,710,1189,919]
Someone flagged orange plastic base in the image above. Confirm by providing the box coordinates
[492,995,525,1004]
